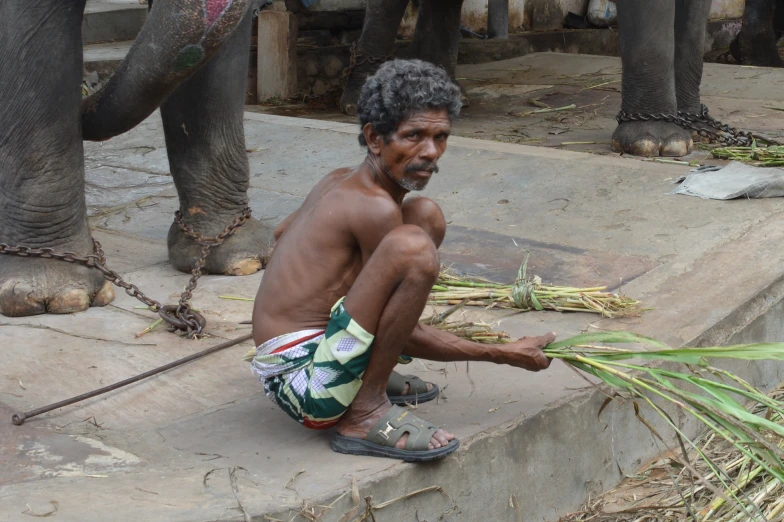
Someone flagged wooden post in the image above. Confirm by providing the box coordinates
[257,9,298,101]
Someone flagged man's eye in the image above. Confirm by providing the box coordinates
[407,133,420,140]
[436,133,449,141]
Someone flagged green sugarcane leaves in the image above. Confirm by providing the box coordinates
[541,330,784,518]
[544,331,671,351]
[431,320,784,517]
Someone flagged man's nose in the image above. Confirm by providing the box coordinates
[419,138,439,161]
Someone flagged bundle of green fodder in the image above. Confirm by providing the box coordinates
[710,142,784,167]
[430,317,784,521]
[428,260,641,318]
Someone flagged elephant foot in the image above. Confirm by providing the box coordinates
[612,121,693,157]
[0,239,115,317]
[167,212,273,276]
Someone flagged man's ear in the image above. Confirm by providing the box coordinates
[363,123,382,155]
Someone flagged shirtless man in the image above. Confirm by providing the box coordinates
[251,59,556,462]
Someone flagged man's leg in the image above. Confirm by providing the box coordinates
[390,196,446,398]
[335,225,451,449]
[336,222,554,450]
[402,197,446,248]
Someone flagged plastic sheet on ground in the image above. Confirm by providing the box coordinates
[671,161,784,200]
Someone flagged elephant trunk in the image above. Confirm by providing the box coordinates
[82,0,251,141]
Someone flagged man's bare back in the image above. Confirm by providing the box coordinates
[252,164,405,346]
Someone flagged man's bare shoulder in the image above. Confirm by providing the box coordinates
[305,167,354,199]
[303,166,404,240]
[338,174,401,221]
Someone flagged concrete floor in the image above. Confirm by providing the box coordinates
[4,54,784,521]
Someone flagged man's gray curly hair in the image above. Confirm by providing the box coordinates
[357,59,462,147]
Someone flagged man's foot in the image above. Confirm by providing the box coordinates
[612,121,693,157]
[333,404,458,462]
[167,214,274,275]
[386,371,439,405]
[0,238,115,316]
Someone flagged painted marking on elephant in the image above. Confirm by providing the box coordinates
[204,0,235,28]
[174,44,206,73]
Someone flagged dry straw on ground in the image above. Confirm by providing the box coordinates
[560,386,784,522]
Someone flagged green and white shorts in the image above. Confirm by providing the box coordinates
[250,298,374,429]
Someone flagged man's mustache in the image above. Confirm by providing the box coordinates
[405,162,439,174]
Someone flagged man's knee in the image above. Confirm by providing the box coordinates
[383,225,440,278]
[402,197,446,247]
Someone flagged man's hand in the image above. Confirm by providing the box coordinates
[501,332,557,372]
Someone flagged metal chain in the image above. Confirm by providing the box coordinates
[0,207,252,339]
[337,41,396,88]
[616,104,758,147]
[172,207,252,309]
[304,41,395,105]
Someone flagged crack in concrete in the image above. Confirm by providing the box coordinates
[0,323,157,347]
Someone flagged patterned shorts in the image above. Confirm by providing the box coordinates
[250,298,374,429]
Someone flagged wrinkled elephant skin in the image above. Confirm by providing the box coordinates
[0,0,273,317]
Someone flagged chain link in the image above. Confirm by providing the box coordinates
[616,104,759,147]
[0,208,252,339]
[337,41,395,88]
[305,41,395,105]
[172,207,252,304]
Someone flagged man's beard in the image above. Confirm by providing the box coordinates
[380,158,439,192]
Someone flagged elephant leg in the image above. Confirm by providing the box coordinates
[411,0,468,106]
[612,0,692,157]
[674,0,713,145]
[674,0,712,113]
[0,0,114,317]
[733,0,783,67]
[339,0,409,115]
[162,5,272,276]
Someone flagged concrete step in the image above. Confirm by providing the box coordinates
[83,0,147,44]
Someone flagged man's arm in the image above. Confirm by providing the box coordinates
[405,323,554,371]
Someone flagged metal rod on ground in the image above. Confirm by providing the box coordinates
[487,0,509,39]
[11,332,254,426]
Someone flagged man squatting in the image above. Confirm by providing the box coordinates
[250,59,557,462]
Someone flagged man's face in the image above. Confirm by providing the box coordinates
[375,108,451,192]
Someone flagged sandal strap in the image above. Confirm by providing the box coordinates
[402,375,429,395]
[386,371,430,395]
[386,371,407,395]
[366,405,438,451]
